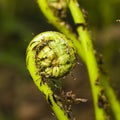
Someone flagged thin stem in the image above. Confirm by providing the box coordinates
[101,75,120,120]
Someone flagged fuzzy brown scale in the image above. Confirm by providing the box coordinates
[48,0,67,19]
[98,88,110,115]
[75,23,87,30]
[52,90,87,120]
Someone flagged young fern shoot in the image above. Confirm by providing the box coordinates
[26,31,76,120]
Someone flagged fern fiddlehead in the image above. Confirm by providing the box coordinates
[26,31,76,120]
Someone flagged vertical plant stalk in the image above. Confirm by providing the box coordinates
[67,0,120,120]
[67,0,105,119]
[26,31,77,120]
[100,75,120,120]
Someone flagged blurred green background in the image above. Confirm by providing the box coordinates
[0,0,120,120]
